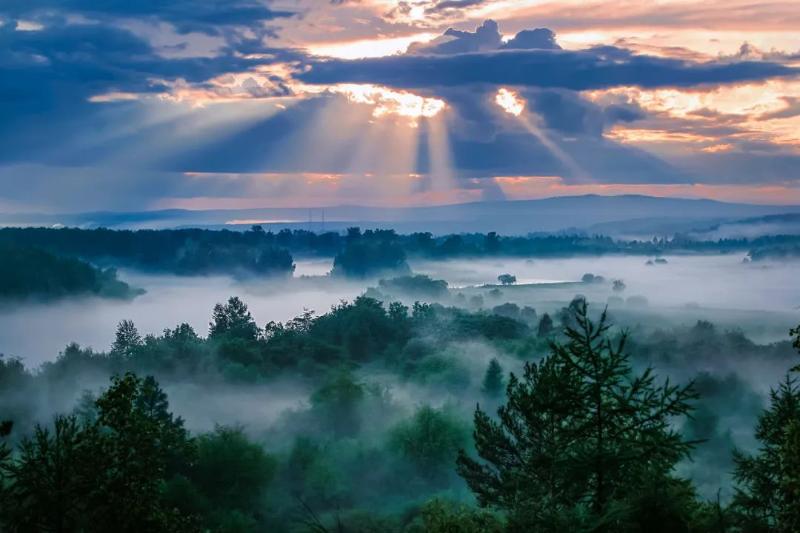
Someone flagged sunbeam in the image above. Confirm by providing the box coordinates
[494,88,588,181]
[424,111,457,194]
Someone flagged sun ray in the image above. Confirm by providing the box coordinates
[495,88,588,181]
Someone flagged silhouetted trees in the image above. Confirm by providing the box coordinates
[0,243,139,301]
[458,302,699,531]
[497,274,517,286]
[733,375,800,532]
[481,358,504,398]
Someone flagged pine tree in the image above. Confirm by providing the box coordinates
[481,358,505,398]
[733,375,800,532]
[537,312,554,337]
[779,420,800,531]
[457,301,698,531]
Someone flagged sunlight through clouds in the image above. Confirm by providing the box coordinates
[332,84,446,123]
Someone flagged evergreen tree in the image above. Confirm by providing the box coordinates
[457,302,698,531]
[481,358,505,398]
[537,312,554,337]
[0,415,95,531]
[779,420,800,531]
[732,375,800,532]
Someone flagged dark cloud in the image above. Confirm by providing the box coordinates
[300,44,797,90]
[429,0,490,11]
[523,89,644,137]
[1,0,292,36]
[0,16,300,130]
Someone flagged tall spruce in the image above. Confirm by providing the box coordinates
[481,358,505,398]
[457,301,698,531]
[732,326,800,533]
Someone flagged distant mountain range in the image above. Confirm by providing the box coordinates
[3,195,800,237]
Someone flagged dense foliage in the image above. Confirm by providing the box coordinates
[0,292,798,531]
[458,302,699,531]
[3,226,800,282]
[0,226,295,277]
[0,243,140,301]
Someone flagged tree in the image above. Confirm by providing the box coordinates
[209,296,260,341]
[457,302,698,531]
[409,499,504,532]
[165,426,276,529]
[1,415,95,531]
[390,406,468,482]
[310,372,366,437]
[537,312,554,337]
[0,374,197,532]
[0,419,12,517]
[732,375,800,532]
[481,359,505,398]
[612,279,626,292]
[90,373,196,532]
[485,232,501,254]
[497,274,517,286]
[111,319,143,359]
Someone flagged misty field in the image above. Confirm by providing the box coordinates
[1,243,799,530]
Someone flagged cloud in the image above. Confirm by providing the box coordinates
[502,28,561,51]
[408,19,502,55]
[408,19,560,55]
[300,43,797,91]
[1,0,292,36]
[0,13,300,132]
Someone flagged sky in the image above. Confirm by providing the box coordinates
[1,0,800,212]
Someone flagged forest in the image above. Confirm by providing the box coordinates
[2,226,799,282]
[0,243,141,301]
[1,289,798,532]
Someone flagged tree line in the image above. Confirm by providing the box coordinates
[0,295,797,531]
[1,226,798,280]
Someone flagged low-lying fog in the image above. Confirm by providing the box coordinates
[1,255,798,367]
[412,253,800,312]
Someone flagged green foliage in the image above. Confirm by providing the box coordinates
[492,302,520,320]
[0,415,96,531]
[210,296,260,342]
[332,231,410,278]
[0,373,196,532]
[0,243,139,301]
[310,372,367,437]
[389,406,468,482]
[408,499,505,532]
[497,274,517,286]
[457,302,698,531]
[537,312,554,337]
[176,426,276,530]
[90,373,195,531]
[111,319,143,359]
[481,358,505,398]
[732,375,800,532]
[378,274,449,298]
[0,227,295,277]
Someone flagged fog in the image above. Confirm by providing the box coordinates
[2,254,798,368]
[1,250,799,520]
[0,259,356,367]
[412,254,800,312]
